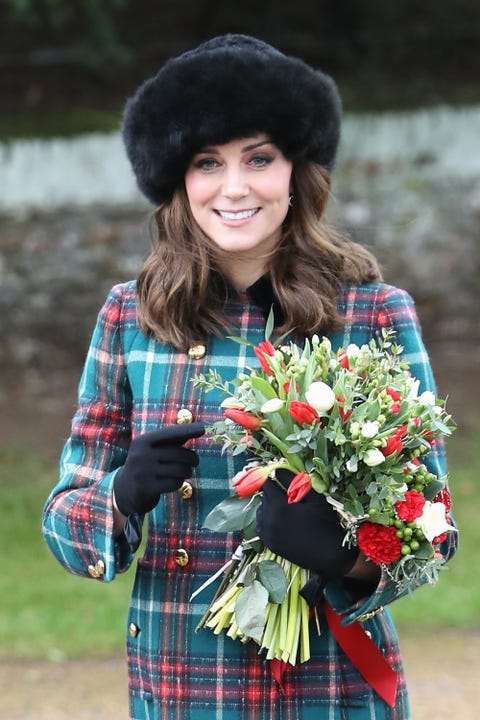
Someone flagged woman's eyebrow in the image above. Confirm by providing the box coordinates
[196,140,273,155]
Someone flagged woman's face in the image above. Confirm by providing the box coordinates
[184,134,292,285]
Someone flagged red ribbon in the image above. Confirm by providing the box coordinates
[324,601,398,707]
[270,602,398,708]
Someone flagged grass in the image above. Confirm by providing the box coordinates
[0,422,478,660]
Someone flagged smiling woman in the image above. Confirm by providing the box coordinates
[41,33,457,720]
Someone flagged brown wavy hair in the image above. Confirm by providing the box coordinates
[136,161,381,350]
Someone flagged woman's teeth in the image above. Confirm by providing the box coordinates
[217,208,258,220]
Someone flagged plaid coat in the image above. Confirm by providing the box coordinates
[43,279,457,720]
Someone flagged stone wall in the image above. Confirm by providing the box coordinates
[1,108,479,450]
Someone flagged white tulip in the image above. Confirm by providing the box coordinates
[220,397,245,409]
[260,398,284,414]
[416,501,452,542]
[346,343,361,358]
[362,448,386,467]
[305,381,335,412]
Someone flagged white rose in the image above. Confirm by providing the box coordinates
[260,398,284,414]
[361,421,380,439]
[416,501,452,542]
[362,448,386,467]
[305,381,336,412]
[419,390,436,406]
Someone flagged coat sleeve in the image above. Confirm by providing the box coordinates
[42,284,135,582]
[324,284,458,623]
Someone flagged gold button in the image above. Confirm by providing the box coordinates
[176,408,193,424]
[179,480,193,500]
[128,622,140,638]
[87,560,105,578]
[188,344,206,360]
[175,548,189,567]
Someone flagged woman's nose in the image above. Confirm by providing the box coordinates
[221,167,249,199]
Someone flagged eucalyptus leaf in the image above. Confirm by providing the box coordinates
[423,477,445,501]
[257,560,288,603]
[243,493,262,527]
[414,542,435,560]
[203,495,252,532]
[235,580,269,643]
[242,563,257,587]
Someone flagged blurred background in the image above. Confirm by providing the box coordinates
[1,2,479,718]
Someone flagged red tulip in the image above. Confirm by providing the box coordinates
[337,350,349,369]
[224,408,261,430]
[254,340,275,375]
[287,472,312,503]
[288,400,320,425]
[337,394,353,422]
[232,466,269,497]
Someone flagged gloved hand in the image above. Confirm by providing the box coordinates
[113,422,205,516]
[256,470,358,578]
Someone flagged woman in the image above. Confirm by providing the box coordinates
[42,34,457,719]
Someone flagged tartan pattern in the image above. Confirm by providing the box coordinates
[42,279,457,720]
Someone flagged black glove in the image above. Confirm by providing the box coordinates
[256,470,358,578]
[114,422,205,516]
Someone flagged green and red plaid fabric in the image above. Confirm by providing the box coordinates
[43,280,457,719]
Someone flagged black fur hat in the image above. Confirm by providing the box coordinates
[122,34,342,205]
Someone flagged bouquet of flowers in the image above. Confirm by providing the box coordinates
[192,327,455,667]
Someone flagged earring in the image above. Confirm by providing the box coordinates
[288,194,293,207]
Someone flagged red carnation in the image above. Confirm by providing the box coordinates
[394,490,426,521]
[357,522,403,565]
[386,387,401,402]
[381,435,403,457]
[254,340,275,376]
[224,408,261,430]
[287,471,312,503]
[288,400,320,426]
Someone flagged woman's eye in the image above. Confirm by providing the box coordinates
[248,154,273,168]
[194,158,219,170]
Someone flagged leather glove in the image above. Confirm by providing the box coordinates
[256,470,358,578]
[113,422,205,516]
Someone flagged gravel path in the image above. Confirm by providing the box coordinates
[1,629,478,719]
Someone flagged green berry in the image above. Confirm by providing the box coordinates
[401,544,411,555]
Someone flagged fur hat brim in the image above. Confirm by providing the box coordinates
[122,34,341,205]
